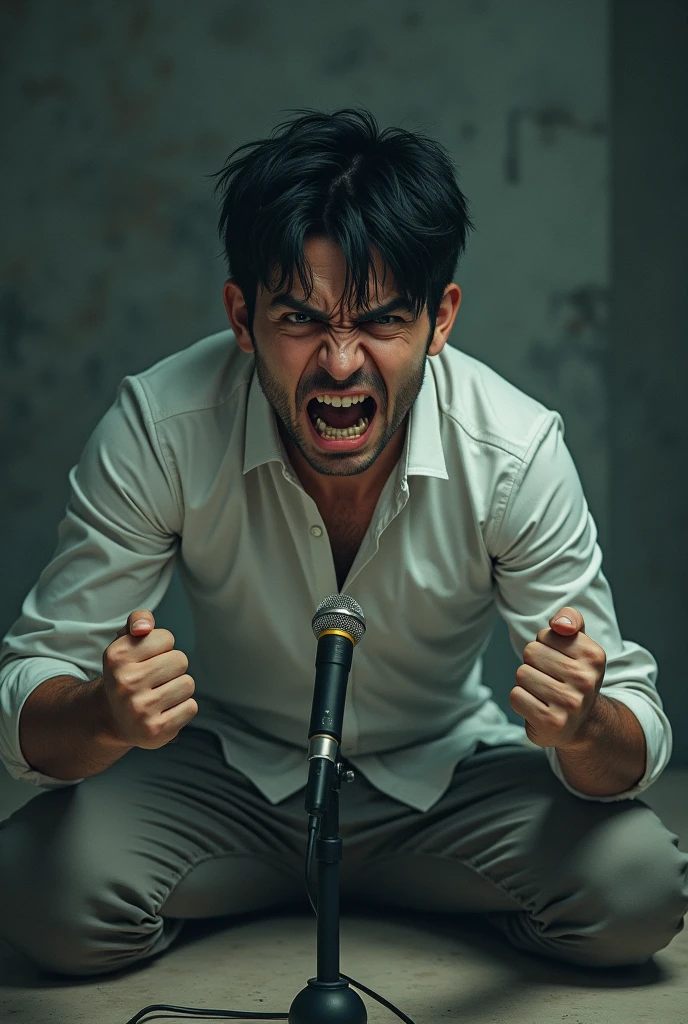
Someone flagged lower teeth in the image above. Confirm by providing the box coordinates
[314,415,369,439]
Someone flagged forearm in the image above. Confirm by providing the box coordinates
[19,675,133,781]
[555,694,647,797]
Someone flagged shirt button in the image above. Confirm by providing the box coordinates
[310,525,323,537]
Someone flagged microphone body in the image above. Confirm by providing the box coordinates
[305,596,365,816]
[308,630,353,740]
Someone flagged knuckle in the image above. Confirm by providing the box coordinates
[580,676,597,697]
[114,665,139,690]
[559,691,581,714]
[158,628,176,649]
[129,692,149,718]
[550,708,568,730]
[515,664,529,684]
[569,664,589,686]
[572,692,586,712]
[143,720,163,742]
[141,712,163,745]
[175,650,189,674]
[544,704,560,726]
[591,647,606,670]
[523,641,537,662]
[536,627,549,643]
[104,643,126,667]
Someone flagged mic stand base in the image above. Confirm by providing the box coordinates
[288,978,366,1024]
[289,760,367,1024]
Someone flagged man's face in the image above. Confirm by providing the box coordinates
[225,235,456,480]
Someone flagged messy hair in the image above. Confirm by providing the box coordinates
[211,107,475,339]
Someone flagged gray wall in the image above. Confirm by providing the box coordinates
[608,1,688,764]
[0,1,648,744]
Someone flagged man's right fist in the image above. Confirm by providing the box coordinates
[101,609,198,749]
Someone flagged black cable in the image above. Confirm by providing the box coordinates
[124,815,415,1024]
[305,816,319,912]
[124,1007,286,1021]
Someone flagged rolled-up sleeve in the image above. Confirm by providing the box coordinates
[0,375,183,787]
[488,411,671,801]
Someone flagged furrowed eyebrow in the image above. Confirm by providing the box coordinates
[268,293,415,321]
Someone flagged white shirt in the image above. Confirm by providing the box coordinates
[0,329,671,811]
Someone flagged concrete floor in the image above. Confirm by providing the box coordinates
[0,766,686,1024]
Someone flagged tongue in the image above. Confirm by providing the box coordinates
[311,402,363,429]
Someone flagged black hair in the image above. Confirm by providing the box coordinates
[210,107,475,339]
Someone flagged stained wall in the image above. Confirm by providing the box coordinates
[1,2,617,741]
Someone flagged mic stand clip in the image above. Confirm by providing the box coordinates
[288,758,367,1024]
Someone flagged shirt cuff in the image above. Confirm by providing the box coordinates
[0,657,89,788]
[544,689,670,802]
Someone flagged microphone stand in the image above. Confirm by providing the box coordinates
[288,759,367,1024]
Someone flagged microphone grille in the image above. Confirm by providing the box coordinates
[312,593,366,645]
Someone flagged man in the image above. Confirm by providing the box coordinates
[0,108,686,977]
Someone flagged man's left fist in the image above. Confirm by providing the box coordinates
[510,606,606,749]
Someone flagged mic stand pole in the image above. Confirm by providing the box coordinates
[289,759,367,1024]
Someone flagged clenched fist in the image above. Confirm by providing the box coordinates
[101,609,198,749]
[510,605,606,749]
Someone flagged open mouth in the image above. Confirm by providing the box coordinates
[306,394,378,450]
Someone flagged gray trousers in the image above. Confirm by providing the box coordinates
[0,726,686,977]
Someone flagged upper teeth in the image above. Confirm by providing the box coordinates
[315,394,368,408]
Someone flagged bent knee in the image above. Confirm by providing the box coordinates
[2,905,183,977]
[0,860,178,977]
[550,820,688,967]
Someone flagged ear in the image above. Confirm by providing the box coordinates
[427,283,462,357]
[223,280,254,354]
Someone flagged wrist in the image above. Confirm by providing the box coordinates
[554,694,647,796]
[92,677,131,750]
[556,693,608,753]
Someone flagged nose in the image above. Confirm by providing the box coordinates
[316,328,366,381]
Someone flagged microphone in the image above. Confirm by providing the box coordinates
[304,594,366,817]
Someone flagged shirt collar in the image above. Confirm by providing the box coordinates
[243,357,448,482]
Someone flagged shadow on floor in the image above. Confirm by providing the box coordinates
[1,901,670,992]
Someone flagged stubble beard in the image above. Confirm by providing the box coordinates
[250,337,429,479]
